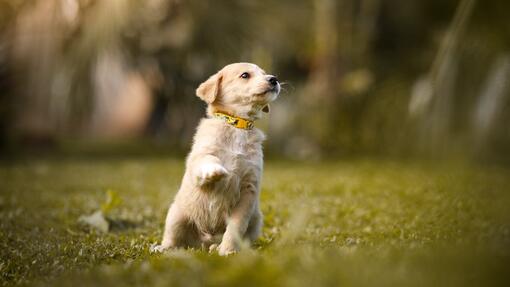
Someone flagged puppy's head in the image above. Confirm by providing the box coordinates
[196,63,280,119]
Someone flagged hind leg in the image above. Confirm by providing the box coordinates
[153,203,200,252]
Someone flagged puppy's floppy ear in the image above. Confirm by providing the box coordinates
[196,72,222,104]
[262,104,270,113]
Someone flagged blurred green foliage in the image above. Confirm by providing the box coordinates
[1,0,510,162]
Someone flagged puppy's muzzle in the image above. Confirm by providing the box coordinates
[268,76,278,87]
[267,76,280,93]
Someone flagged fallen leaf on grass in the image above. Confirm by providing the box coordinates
[78,210,109,233]
[101,189,122,214]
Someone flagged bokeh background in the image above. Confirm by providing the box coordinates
[3,1,510,286]
[1,0,509,162]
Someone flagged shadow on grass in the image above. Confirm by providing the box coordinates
[107,218,143,232]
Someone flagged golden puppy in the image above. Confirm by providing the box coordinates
[153,63,280,255]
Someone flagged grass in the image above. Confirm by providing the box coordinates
[1,157,510,286]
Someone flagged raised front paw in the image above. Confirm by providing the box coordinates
[197,163,228,186]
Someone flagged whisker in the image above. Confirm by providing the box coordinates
[279,82,295,95]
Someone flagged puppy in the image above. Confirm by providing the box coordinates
[154,63,280,255]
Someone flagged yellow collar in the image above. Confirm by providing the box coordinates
[213,112,254,130]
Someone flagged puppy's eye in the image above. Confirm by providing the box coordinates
[240,72,250,79]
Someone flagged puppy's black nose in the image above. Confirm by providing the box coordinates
[268,76,278,86]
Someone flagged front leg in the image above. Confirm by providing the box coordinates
[218,182,258,256]
[190,154,228,187]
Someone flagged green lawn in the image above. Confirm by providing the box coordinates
[1,158,510,286]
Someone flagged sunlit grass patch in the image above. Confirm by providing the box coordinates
[1,158,509,286]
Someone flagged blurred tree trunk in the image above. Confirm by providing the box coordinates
[472,54,510,153]
[310,0,338,99]
[413,0,476,155]
[296,0,380,155]
[10,0,63,143]
[298,0,338,154]
[355,0,380,64]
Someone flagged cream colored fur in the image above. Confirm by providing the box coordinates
[153,63,280,255]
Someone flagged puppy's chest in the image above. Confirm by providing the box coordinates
[222,132,262,169]
[231,134,251,155]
